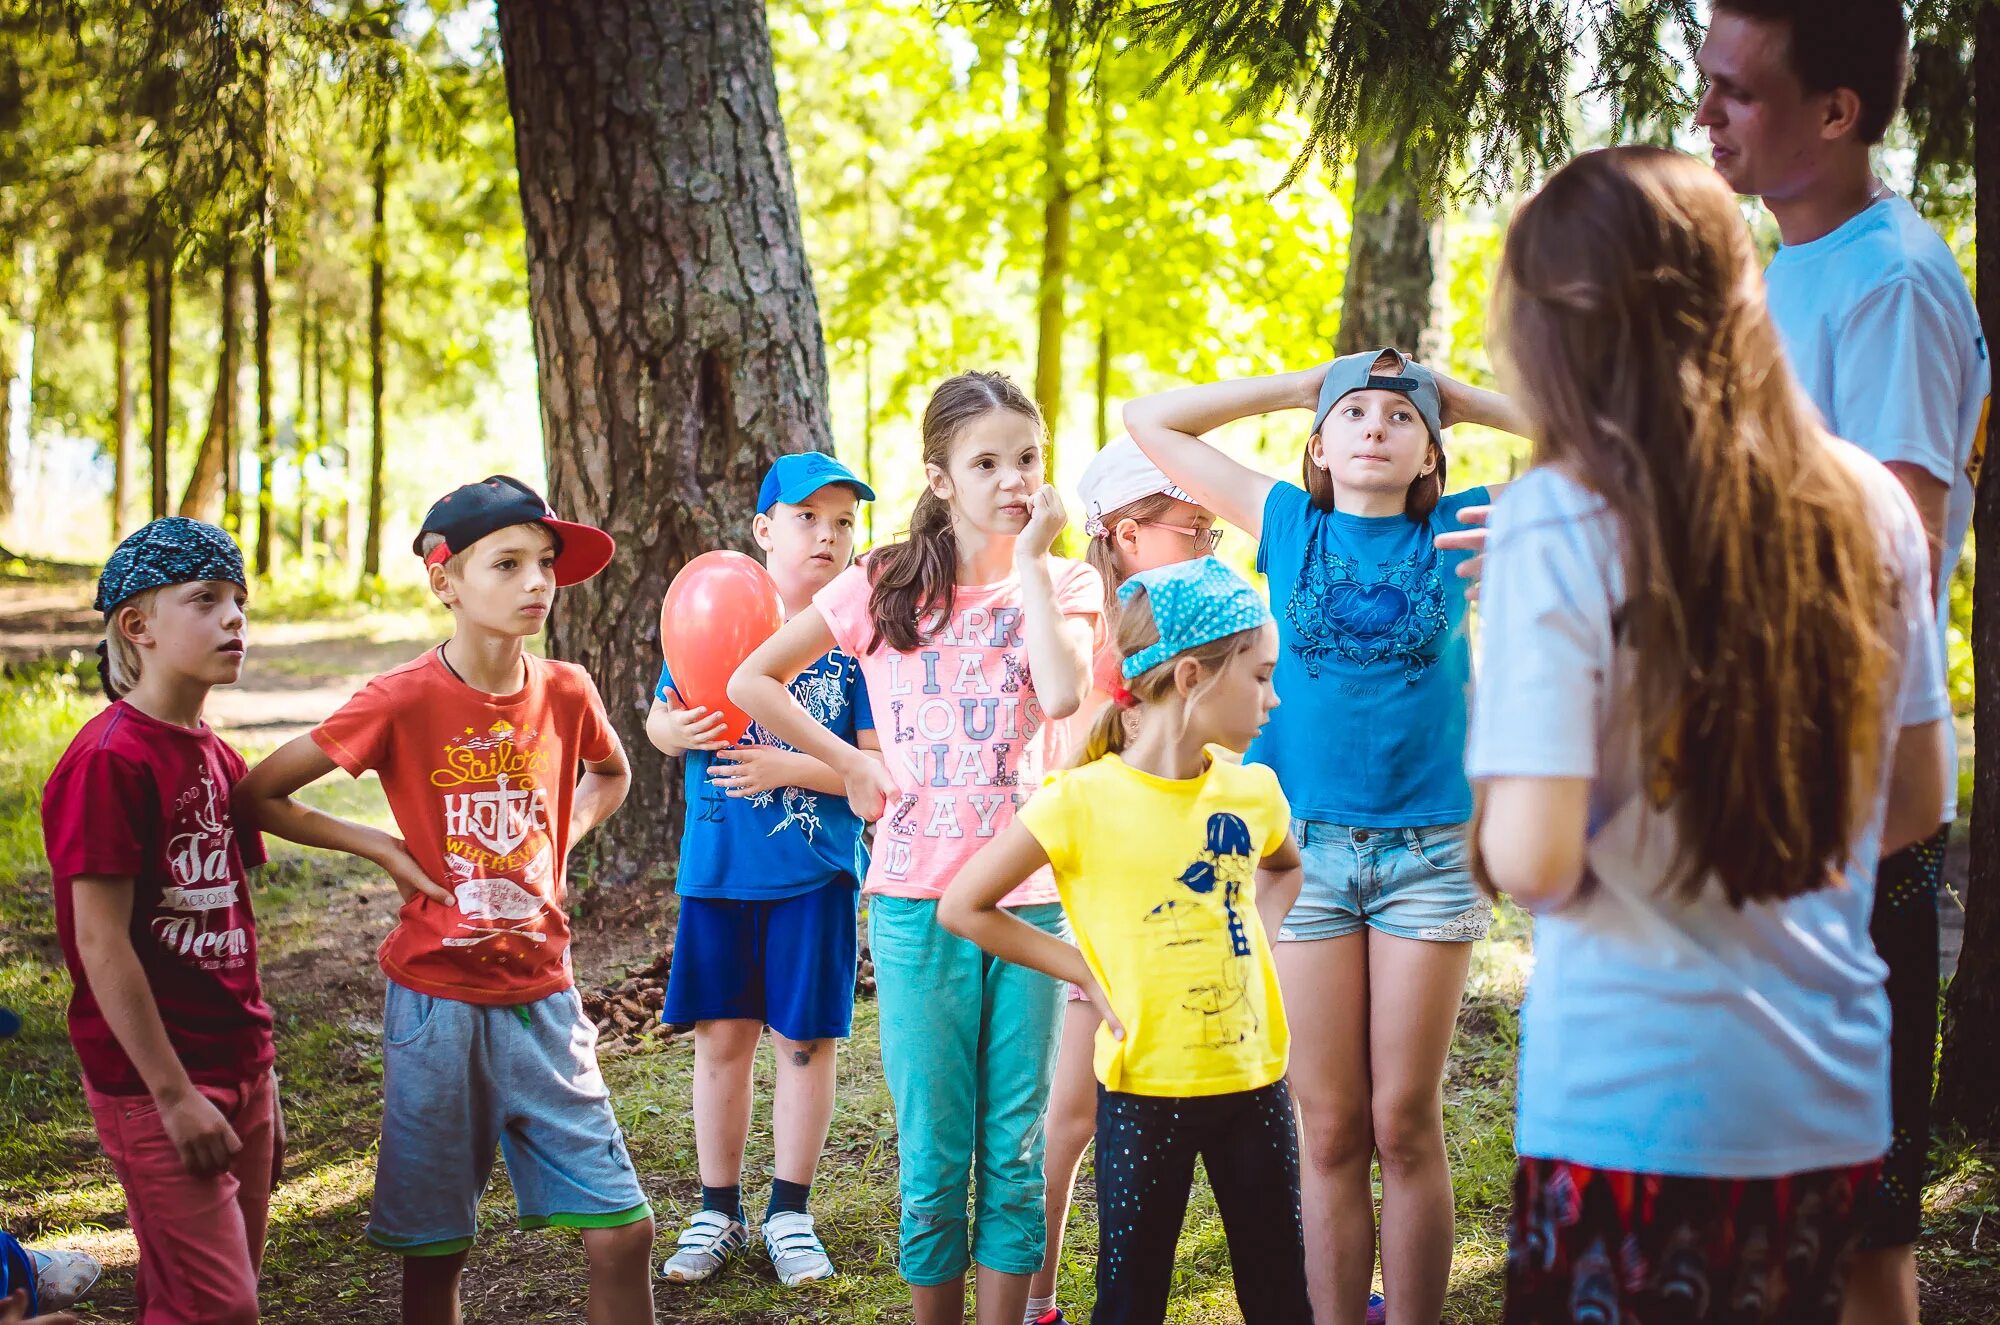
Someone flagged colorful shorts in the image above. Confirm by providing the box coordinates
[1505,1155,1880,1324]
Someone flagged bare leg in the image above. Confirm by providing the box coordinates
[582,1218,657,1325]
[976,1264,1033,1325]
[1840,1246,1919,1325]
[401,1250,467,1325]
[771,1033,838,1187]
[914,1276,968,1325]
[692,1019,763,1189]
[1030,1001,1101,1306]
[1367,931,1472,1325]
[1276,933,1374,1325]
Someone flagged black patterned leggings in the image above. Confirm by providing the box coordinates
[1092,1078,1310,1325]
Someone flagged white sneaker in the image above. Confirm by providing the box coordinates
[29,1247,102,1311]
[657,1210,747,1284]
[761,1209,835,1286]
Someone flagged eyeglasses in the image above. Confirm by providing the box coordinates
[1136,520,1224,551]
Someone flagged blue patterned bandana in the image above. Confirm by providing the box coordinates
[95,517,247,615]
[1118,556,1273,679]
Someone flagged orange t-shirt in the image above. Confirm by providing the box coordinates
[311,649,618,1004]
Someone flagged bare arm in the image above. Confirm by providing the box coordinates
[937,821,1122,1036]
[570,731,631,842]
[730,607,900,820]
[1474,776,1591,911]
[645,695,729,757]
[1016,486,1093,721]
[710,728,880,799]
[1884,461,1952,598]
[1881,718,1950,856]
[1254,831,1304,942]
[71,878,242,1174]
[1123,369,1324,537]
[1434,370,1538,439]
[235,736,450,905]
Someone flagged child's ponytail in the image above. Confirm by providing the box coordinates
[866,371,1044,654]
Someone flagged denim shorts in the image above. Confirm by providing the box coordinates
[367,981,651,1256]
[1278,819,1492,944]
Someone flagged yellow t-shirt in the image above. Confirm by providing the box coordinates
[1017,751,1292,1097]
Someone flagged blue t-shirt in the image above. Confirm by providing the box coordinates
[656,651,873,900]
[1765,195,1987,823]
[1466,455,1946,1176]
[1247,480,1486,827]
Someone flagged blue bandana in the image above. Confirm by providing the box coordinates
[1117,556,1273,679]
[95,517,247,615]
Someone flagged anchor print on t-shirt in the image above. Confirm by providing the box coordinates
[1285,547,1448,682]
[431,719,557,948]
[1158,812,1259,1051]
[875,605,1043,884]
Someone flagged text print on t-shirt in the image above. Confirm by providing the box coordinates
[1286,547,1447,682]
[431,719,557,946]
[158,770,251,968]
[877,605,1041,882]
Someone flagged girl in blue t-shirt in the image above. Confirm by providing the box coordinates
[1124,349,1508,1324]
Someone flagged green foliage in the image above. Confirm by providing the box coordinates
[0,655,94,895]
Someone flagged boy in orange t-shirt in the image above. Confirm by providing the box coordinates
[236,475,654,1325]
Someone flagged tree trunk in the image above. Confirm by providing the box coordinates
[364,131,387,582]
[253,234,274,574]
[147,240,173,520]
[1934,3,2000,1141]
[112,289,132,540]
[311,308,325,549]
[294,300,311,558]
[1034,9,1074,461]
[0,309,13,526]
[338,327,352,560]
[1335,136,1435,356]
[220,241,240,533]
[1095,315,1110,450]
[177,348,229,520]
[493,0,835,885]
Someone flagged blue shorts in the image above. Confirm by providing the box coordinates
[368,982,651,1256]
[662,880,859,1041]
[1277,819,1492,944]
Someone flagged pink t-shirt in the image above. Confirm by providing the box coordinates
[815,557,1104,905]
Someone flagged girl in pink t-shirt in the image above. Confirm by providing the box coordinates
[734,371,1100,1325]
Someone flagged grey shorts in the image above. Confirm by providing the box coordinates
[366,981,651,1256]
[1277,819,1493,944]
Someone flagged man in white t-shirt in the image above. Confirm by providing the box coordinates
[1697,4,1988,1322]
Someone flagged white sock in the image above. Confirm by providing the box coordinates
[1023,1293,1056,1323]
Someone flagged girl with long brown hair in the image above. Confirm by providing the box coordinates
[1467,145,1950,1323]
[731,372,1101,1325]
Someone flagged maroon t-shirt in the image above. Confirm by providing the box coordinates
[42,701,274,1095]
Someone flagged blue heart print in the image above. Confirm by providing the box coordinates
[1286,547,1447,681]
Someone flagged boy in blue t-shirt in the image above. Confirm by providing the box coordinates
[646,453,877,1289]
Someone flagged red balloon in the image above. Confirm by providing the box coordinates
[660,550,785,744]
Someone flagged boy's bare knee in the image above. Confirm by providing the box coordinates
[584,1216,657,1268]
[773,1034,834,1069]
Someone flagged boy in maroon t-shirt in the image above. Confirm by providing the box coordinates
[40,516,279,1325]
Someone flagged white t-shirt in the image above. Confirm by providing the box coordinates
[1466,443,1948,1177]
[1765,195,1987,820]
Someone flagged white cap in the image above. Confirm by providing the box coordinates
[1077,437,1196,538]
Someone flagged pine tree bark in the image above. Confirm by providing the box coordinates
[294,301,311,557]
[1335,137,1435,356]
[493,0,835,885]
[147,239,173,519]
[253,34,276,575]
[1933,2,2000,1141]
[1034,7,1075,462]
[363,131,387,583]
[177,351,229,520]
[220,241,240,533]
[112,289,132,540]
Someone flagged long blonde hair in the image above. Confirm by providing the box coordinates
[1078,582,1264,766]
[1483,145,1892,906]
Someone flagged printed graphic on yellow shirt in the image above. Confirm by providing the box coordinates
[429,720,557,950]
[1164,812,1260,1052]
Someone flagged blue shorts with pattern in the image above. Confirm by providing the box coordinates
[1278,819,1492,944]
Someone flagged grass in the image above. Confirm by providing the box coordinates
[0,664,1994,1322]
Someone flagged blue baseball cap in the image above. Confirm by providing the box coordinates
[757,452,875,515]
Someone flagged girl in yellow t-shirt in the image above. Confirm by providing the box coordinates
[939,557,1308,1325]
